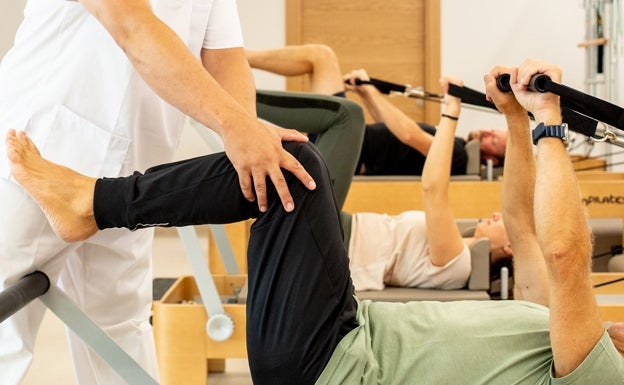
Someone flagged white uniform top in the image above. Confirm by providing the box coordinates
[348,210,471,291]
[0,0,244,179]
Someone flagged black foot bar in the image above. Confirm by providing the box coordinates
[0,271,50,324]
[0,271,158,384]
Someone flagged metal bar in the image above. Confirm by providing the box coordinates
[40,283,159,385]
[0,271,49,324]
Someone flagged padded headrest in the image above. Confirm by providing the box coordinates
[468,237,491,291]
[464,139,481,176]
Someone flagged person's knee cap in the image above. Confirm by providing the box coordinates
[343,99,365,124]
[341,101,365,134]
[282,141,327,182]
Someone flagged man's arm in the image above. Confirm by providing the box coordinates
[78,0,315,212]
[512,59,603,377]
[344,69,435,156]
[202,47,257,116]
[483,66,549,306]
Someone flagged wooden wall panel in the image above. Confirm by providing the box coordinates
[286,0,440,125]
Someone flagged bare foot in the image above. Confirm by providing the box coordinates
[6,129,98,242]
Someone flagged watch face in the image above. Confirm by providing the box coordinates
[557,123,569,145]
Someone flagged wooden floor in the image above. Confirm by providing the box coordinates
[21,228,252,385]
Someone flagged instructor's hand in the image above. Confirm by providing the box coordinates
[222,119,316,213]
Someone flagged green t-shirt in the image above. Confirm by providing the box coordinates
[316,299,624,384]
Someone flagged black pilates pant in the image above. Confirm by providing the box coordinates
[93,141,358,385]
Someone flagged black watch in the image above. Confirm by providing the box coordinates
[532,122,569,145]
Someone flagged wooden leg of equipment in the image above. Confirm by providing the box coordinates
[153,302,208,385]
[592,273,624,322]
[153,276,247,385]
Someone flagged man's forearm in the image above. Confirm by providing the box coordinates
[202,47,257,117]
[502,112,534,239]
[533,114,602,376]
[359,87,433,153]
[81,0,254,136]
[421,100,460,194]
[531,112,588,266]
[502,112,549,305]
[357,87,385,122]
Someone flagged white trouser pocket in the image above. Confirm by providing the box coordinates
[40,104,130,177]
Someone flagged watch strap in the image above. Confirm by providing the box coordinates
[532,122,568,145]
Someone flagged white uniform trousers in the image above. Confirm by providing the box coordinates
[0,177,159,384]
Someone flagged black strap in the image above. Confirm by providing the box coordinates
[355,77,499,111]
[561,109,598,137]
[447,84,498,111]
[352,78,407,94]
[593,276,624,288]
[353,78,446,99]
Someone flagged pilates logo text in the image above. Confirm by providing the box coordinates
[582,195,624,206]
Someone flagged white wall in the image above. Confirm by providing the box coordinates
[238,0,286,91]
[441,0,587,138]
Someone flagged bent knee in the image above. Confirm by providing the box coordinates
[306,43,338,63]
[282,141,329,183]
[340,99,365,127]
